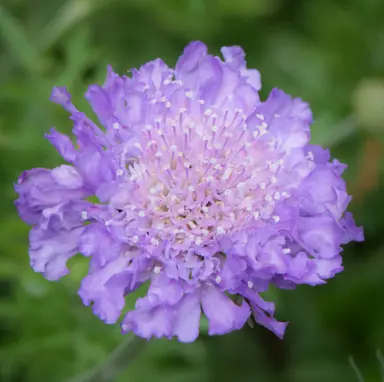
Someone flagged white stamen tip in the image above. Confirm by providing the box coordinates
[116,169,124,176]
[132,235,139,243]
[215,276,221,283]
[283,248,291,254]
[81,211,88,220]
[272,215,280,223]
[151,238,159,246]
[185,91,194,98]
[247,281,254,289]
[222,168,232,180]
[216,226,225,235]
[307,151,314,160]
[138,211,145,217]
[112,122,120,130]
[153,265,161,274]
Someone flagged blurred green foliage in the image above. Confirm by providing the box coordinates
[1,0,384,381]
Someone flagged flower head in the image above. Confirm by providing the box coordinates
[15,41,363,342]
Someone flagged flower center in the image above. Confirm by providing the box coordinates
[117,93,284,249]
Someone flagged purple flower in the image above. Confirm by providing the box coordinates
[15,41,363,342]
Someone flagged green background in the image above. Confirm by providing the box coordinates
[1,0,384,381]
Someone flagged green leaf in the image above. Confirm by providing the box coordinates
[0,4,40,73]
[311,116,358,148]
[349,356,366,382]
[38,0,104,52]
[377,350,384,382]
[57,26,94,88]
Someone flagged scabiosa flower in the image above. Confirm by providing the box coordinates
[15,42,363,342]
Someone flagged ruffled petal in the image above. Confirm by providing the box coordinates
[79,223,120,268]
[85,85,112,127]
[50,87,77,113]
[221,46,246,70]
[201,285,250,335]
[29,202,86,280]
[133,58,173,90]
[45,128,77,163]
[175,41,208,85]
[79,255,130,323]
[341,212,364,243]
[173,292,201,343]
[252,305,288,339]
[122,305,174,339]
[221,45,261,90]
[121,275,184,339]
[51,165,83,189]
[297,214,344,259]
[14,168,86,225]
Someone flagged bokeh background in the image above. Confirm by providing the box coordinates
[1,0,384,381]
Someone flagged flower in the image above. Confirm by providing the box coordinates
[15,41,363,342]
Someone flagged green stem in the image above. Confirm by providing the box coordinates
[69,335,147,382]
